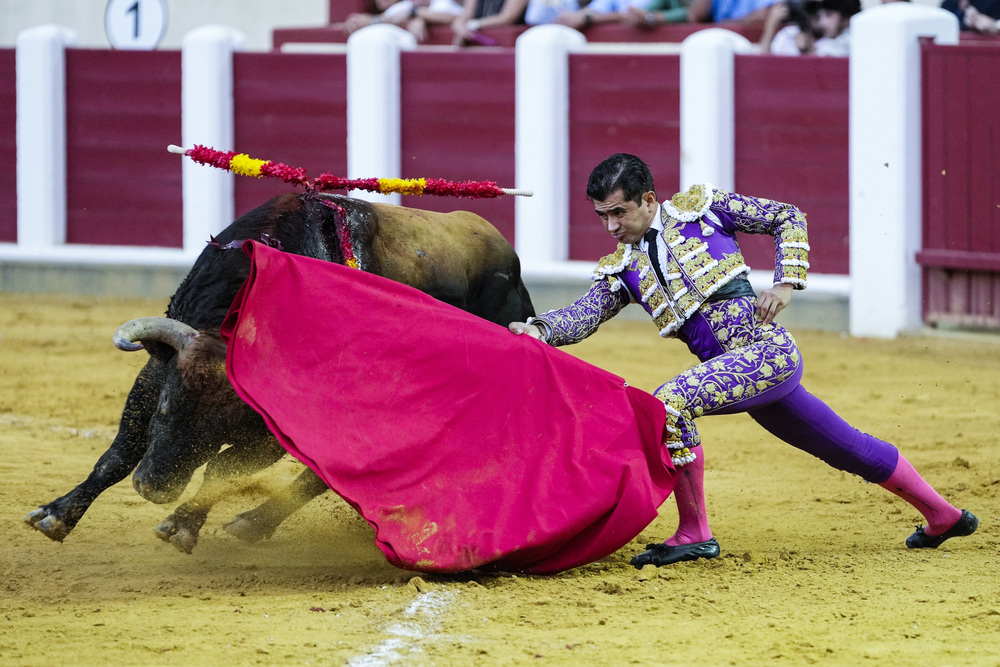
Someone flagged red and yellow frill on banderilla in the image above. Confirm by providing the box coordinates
[181,144,518,270]
[185,145,511,199]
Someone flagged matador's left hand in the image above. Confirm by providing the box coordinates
[756,283,793,325]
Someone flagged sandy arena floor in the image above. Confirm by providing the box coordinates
[1,291,998,666]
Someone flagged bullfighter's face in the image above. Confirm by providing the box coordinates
[593,189,658,246]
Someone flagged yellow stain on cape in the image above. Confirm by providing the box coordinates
[381,505,439,552]
[238,311,258,347]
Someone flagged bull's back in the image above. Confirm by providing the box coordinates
[370,204,511,281]
[369,203,533,322]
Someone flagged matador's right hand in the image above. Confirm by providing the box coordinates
[508,321,546,342]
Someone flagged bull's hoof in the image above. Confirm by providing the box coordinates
[169,532,197,554]
[153,518,198,554]
[24,508,71,542]
[222,512,276,543]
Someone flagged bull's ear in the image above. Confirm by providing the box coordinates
[144,340,175,363]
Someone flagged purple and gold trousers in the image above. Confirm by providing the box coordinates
[656,297,899,483]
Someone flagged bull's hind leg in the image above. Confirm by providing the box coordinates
[223,467,330,542]
[154,438,285,553]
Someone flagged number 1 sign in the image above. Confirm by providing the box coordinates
[105,0,168,50]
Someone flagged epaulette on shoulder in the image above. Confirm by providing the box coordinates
[662,184,715,223]
[591,243,631,279]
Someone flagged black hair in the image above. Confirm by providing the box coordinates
[787,0,821,31]
[819,0,861,16]
[586,153,655,205]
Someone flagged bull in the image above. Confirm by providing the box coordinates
[24,192,535,553]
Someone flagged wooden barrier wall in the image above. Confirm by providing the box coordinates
[399,50,517,244]
[569,53,681,262]
[0,50,16,243]
[919,42,1000,328]
[65,49,182,247]
[734,55,850,276]
[233,52,349,218]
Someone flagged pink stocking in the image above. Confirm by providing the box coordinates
[665,445,713,545]
[878,454,962,535]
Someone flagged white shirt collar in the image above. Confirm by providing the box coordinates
[639,208,665,251]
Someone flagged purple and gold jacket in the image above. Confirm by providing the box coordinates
[534,184,810,345]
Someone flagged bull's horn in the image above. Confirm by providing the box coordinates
[113,317,199,353]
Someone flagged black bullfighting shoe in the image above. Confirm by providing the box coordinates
[905,509,979,549]
[630,538,720,568]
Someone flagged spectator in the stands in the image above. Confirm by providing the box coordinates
[546,0,658,30]
[942,0,999,33]
[686,0,778,23]
[527,0,691,27]
[525,0,580,25]
[759,0,821,54]
[758,0,856,55]
[811,0,860,56]
[623,0,695,27]
[344,0,465,42]
[451,0,530,45]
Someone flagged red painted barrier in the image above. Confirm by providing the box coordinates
[399,50,517,244]
[0,49,15,243]
[568,53,682,262]
[233,52,348,218]
[919,42,1000,327]
[65,49,182,247]
[734,54,850,277]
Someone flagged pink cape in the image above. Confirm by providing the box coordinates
[220,242,675,574]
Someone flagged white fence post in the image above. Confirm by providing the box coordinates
[849,4,958,338]
[514,25,586,266]
[181,25,245,256]
[679,28,753,193]
[346,25,416,205]
[15,25,77,250]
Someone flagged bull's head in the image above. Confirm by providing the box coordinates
[114,317,264,504]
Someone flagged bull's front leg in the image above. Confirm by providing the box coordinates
[223,467,330,543]
[24,360,164,541]
[153,437,286,554]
